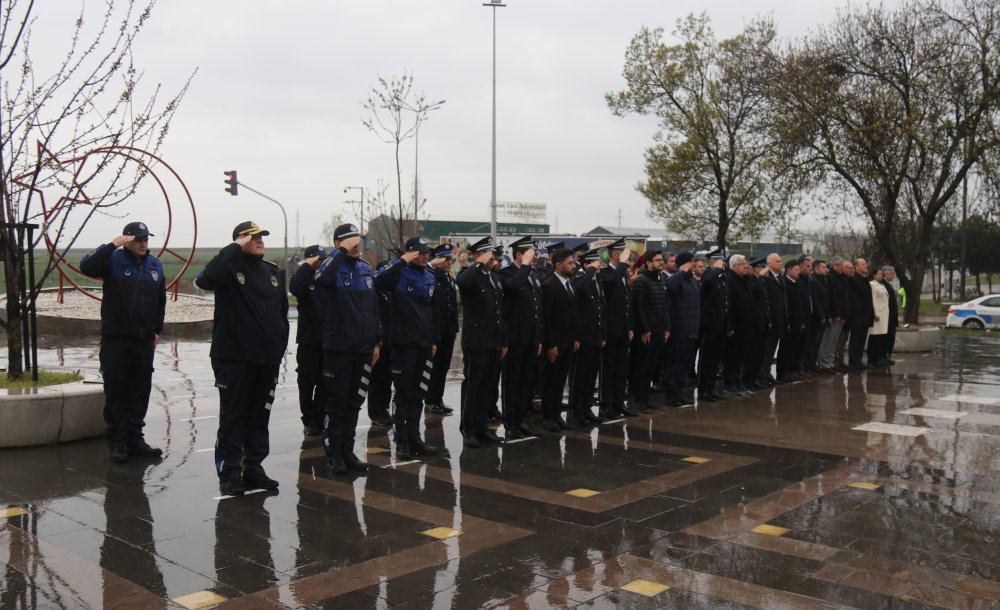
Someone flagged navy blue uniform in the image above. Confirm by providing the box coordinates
[427,265,458,409]
[697,267,728,396]
[664,270,700,401]
[80,243,166,452]
[599,262,631,415]
[374,259,440,445]
[499,263,542,434]
[569,267,606,420]
[195,243,289,485]
[289,262,324,430]
[314,248,381,460]
[456,262,505,441]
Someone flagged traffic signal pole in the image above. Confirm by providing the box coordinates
[223,171,289,291]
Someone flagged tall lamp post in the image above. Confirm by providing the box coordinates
[410,99,446,223]
[483,0,505,243]
[344,185,365,251]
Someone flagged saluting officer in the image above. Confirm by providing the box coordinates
[663,252,700,407]
[426,243,458,415]
[568,248,606,426]
[541,248,578,432]
[598,239,636,418]
[456,236,506,447]
[374,237,441,460]
[80,221,166,464]
[314,224,381,474]
[746,257,772,389]
[697,249,729,402]
[195,221,289,496]
[289,244,325,437]
[499,236,543,439]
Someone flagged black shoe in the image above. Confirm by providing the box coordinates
[722,387,744,398]
[243,471,279,490]
[598,408,615,419]
[477,429,502,443]
[709,391,726,401]
[566,416,585,428]
[396,439,412,460]
[646,402,663,410]
[412,439,439,456]
[219,479,245,497]
[489,409,503,422]
[426,404,448,415]
[441,405,455,414]
[528,403,543,414]
[127,441,163,459]
[542,419,562,433]
[558,416,576,430]
[698,391,719,403]
[519,422,541,436]
[678,394,695,407]
[371,414,392,426]
[343,452,369,471]
[664,396,684,407]
[110,446,128,464]
[463,434,481,448]
[506,429,525,440]
[634,402,649,413]
[619,405,638,417]
[585,411,604,424]
[328,455,347,474]
[303,424,323,436]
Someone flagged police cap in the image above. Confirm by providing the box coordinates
[468,236,494,253]
[123,221,154,238]
[232,221,269,241]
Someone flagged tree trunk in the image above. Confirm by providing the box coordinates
[3,251,23,380]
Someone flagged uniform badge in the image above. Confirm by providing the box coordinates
[124,269,131,277]
[407,284,414,293]
[271,276,279,287]
[237,272,246,285]
[151,271,158,281]
[428,285,435,297]
[366,277,373,289]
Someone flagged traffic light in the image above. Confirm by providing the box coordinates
[224,170,238,196]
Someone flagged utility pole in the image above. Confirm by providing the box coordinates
[224,171,289,291]
[616,208,624,227]
[484,0,506,243]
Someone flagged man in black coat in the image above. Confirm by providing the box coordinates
[568,249,606,426]
[723,255,754,396]
[760,253,787,384]
[426,244,459,414]
[540,248,578,432]
[598,239,636,418]
[289,244,325,437]
[825,257,852,371]
[664,252,700,407]
[776,260,806,382]
[880,265,899,364]
[630,251,668,412]
[847,258,875,369]
[499,237,543,439]
[798,257,820,375]
[745,258,772,389]
[456,237,506,447]
[195,221,289,496]
[810,260,833,372]
[697,250,728,402]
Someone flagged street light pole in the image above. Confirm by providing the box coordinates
[344,185,365,252]
[484,0,505,243]
[234,180,289,291]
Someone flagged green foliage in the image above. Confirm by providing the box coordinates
[1,369,83,389]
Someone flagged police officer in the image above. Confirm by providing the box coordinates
[664,252,700,407]
[314,223,381,474]
[598,239,636,418]
[746,257,772,389]
[456,236,505,447]
[499,236,543,439]
[568,248,606,426]
[374,237,441,459]
[541,248,578,432]
[80,221,166,464]
[722,255,754,396]
[196,221,289,496]
[697,249,728,402]
[289,245,325,436]
[426,243,458,415]
[367,257,394,428]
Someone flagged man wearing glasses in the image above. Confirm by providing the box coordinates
[80,221,167,465]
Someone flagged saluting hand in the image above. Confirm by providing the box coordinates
[372,345,381,366]
[234,234,253,247]
[618,248,631,264]
[112,235,135,247]
[573,341,580,352]
[522,248,536,266]
[401,250,420,264]
[641,331,651,345]
[305,256,322,269]
[501,346,508,360]
[475,251,493,266]
[547,346,559,363]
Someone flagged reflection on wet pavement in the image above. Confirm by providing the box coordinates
[2,330,1000,608]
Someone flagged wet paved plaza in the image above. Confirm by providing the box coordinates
[2,328,1000,609]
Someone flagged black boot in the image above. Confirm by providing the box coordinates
[343,452,369,472]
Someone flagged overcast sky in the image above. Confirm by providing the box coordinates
[29,0,900,249]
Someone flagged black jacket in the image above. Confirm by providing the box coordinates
[456,262,505,351]
[880,279,899,329]
[599,262,632,338]
[699,266,728,332]
[79,244,166,340]
[314,248,382,354]
[665,270,700,339]
[542,274,577,350]
[848,273,875,328]
[765,271,788,337]
[726,269,755,339]
[195,243,289,364]
[828,270,850,320]
[572,267,606,347]
[374,259,441,348]
[499,263,543,346]
[632,268,667,335]
[748,274,770,333]
[432,265,459,336]
[811,274,831,324]
[289,262,323,346]
[784,276,806,332]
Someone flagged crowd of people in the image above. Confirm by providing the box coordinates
[81,220,900,498]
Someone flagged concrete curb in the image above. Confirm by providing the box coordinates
[0,375,104,448]
[894,327,940,352]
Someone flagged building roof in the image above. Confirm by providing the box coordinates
[584,226,684,240]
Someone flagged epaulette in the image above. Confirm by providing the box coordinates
[263,260,278,268]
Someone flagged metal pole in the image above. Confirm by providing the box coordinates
[490,5,498,242]
[414,128,420,223]
[26,225,38,382]
[236,181,289,291]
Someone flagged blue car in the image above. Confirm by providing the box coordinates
[946,294,1000,329]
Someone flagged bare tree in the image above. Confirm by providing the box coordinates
[0,1,192,379]
[320,211,345,246]
[361,71,442,250]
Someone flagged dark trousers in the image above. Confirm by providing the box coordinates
[759,330,781,381]
[212,359,279,482]
[724,337,751,389]
[848,325,869,366]
[100,336,155,449]
[391,345,433,443]
[745,330,768,386]
[664,337,697,395]
[542,346,573,421]
[367,345,392,419]
[600,335,629,411]
[886,324,897,357]
[867,333,888,364]
[502,344,537,432]
[323,351,371,458]
[461,349,501,437]
[633,337,665,406]
[777,330,802,377]
[800,322,821,372]
[836,326,851,366]
[570,345,601,417]
[697,328,726,393]
[296,344,325,427]
[426,332,456,407]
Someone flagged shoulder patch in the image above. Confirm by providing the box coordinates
[263,260,278,268]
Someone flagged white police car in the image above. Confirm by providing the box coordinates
[946,294,1000,329]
